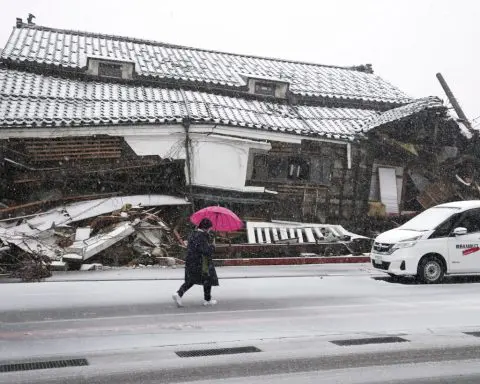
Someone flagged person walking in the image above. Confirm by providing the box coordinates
[172,218,219,307]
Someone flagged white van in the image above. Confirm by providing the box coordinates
[371,200,480,283]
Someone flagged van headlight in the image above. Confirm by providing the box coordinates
[391,241,417,252]
[388,236,422,254]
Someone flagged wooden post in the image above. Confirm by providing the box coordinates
[351,143,362,217]
[182,118,195,212]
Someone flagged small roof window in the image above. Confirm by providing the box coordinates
[255,82,276,97]
[98,62,122,78]
[239,73,290,99]
[86,56,135,80]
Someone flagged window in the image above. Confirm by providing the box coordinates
[310,157,331,185]
[430,213,461,239]
[254,82,276,96]
[87,58,134,80]
[252,155,268,180]
[457,209,480,234]
[267,157,287,179]
[98,62,123,78]
[243,75,289,98]
[252,155,320,183]
[287,157,310,181]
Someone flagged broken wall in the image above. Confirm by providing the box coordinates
[245,139,372,225]
[0,136,186,205]
[366,110,473,215]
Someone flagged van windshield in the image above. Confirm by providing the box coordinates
[400,207,461,231]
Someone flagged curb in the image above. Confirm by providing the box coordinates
[213,256,370,266]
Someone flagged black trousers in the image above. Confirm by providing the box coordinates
[178,281,212,301]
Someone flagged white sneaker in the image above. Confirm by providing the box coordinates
[203,299,218,306]
[172,293,183,307]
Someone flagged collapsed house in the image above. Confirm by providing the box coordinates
[0,194,190,270]
[0,17,475,239]
[364,97,475,218]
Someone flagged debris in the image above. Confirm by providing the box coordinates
[246,220,366,245]
[80,263,103,271]
[75,227,92,241]
[50,260,68,271]
[64,195,189,223]
[9,251,52,282]
[66,221,137,261]
[157,257,176,267]
[152,247,168,258]
[0,245,10,253]
[211,220,373,258]
[0,194,190,274]
[62,253,83,262]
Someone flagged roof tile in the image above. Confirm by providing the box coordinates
[362,96,445,131]
[0,68,377,139]
[1,25,411,104]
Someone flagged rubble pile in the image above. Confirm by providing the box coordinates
[0,195,190,273]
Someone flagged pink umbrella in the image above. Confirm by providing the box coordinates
[190,206,244,232]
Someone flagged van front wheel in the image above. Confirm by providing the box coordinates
[417,256,444,284]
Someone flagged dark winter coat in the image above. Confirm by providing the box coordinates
[184,229,219,286]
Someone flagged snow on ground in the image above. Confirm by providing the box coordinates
[185,360,480,384]
[2,267,480,363]
[2,268,480,384]
[43,263,376,281]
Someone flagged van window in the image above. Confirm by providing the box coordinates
[430,213,461,238]
[401,207,460,231]
[456,209,480,234]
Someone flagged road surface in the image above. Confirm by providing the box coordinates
[1,264,480,383]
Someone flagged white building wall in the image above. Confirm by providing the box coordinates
[188,134,270,190]
[125,133,186,159]
[124,131,270,191]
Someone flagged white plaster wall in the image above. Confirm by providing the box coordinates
[125,134,186,159]
[189,134,270,190]
[189,135,245,189]
[124,132,270,190]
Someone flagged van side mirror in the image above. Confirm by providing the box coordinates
[453,227,468,236]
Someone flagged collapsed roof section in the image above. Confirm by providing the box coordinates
[361,96,471,140]
[362,97,444,132]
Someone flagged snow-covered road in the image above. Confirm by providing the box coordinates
[44,262,377,282]
[2,265,480,383]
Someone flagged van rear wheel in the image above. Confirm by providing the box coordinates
[417,256,444,284]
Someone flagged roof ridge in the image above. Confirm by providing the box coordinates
[15,23,373,74]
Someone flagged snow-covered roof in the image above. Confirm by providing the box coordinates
[0,68,376,139]
[361,96,445,132]
[0,23,411,105]
[436,200,480,211]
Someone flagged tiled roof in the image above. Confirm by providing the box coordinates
[362,97,445,132]
[0,68,376,139]
[0,24,411,105]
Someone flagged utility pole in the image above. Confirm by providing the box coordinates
[179,89,196,212]
[436,73,473,131]
[182,117,195,211]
